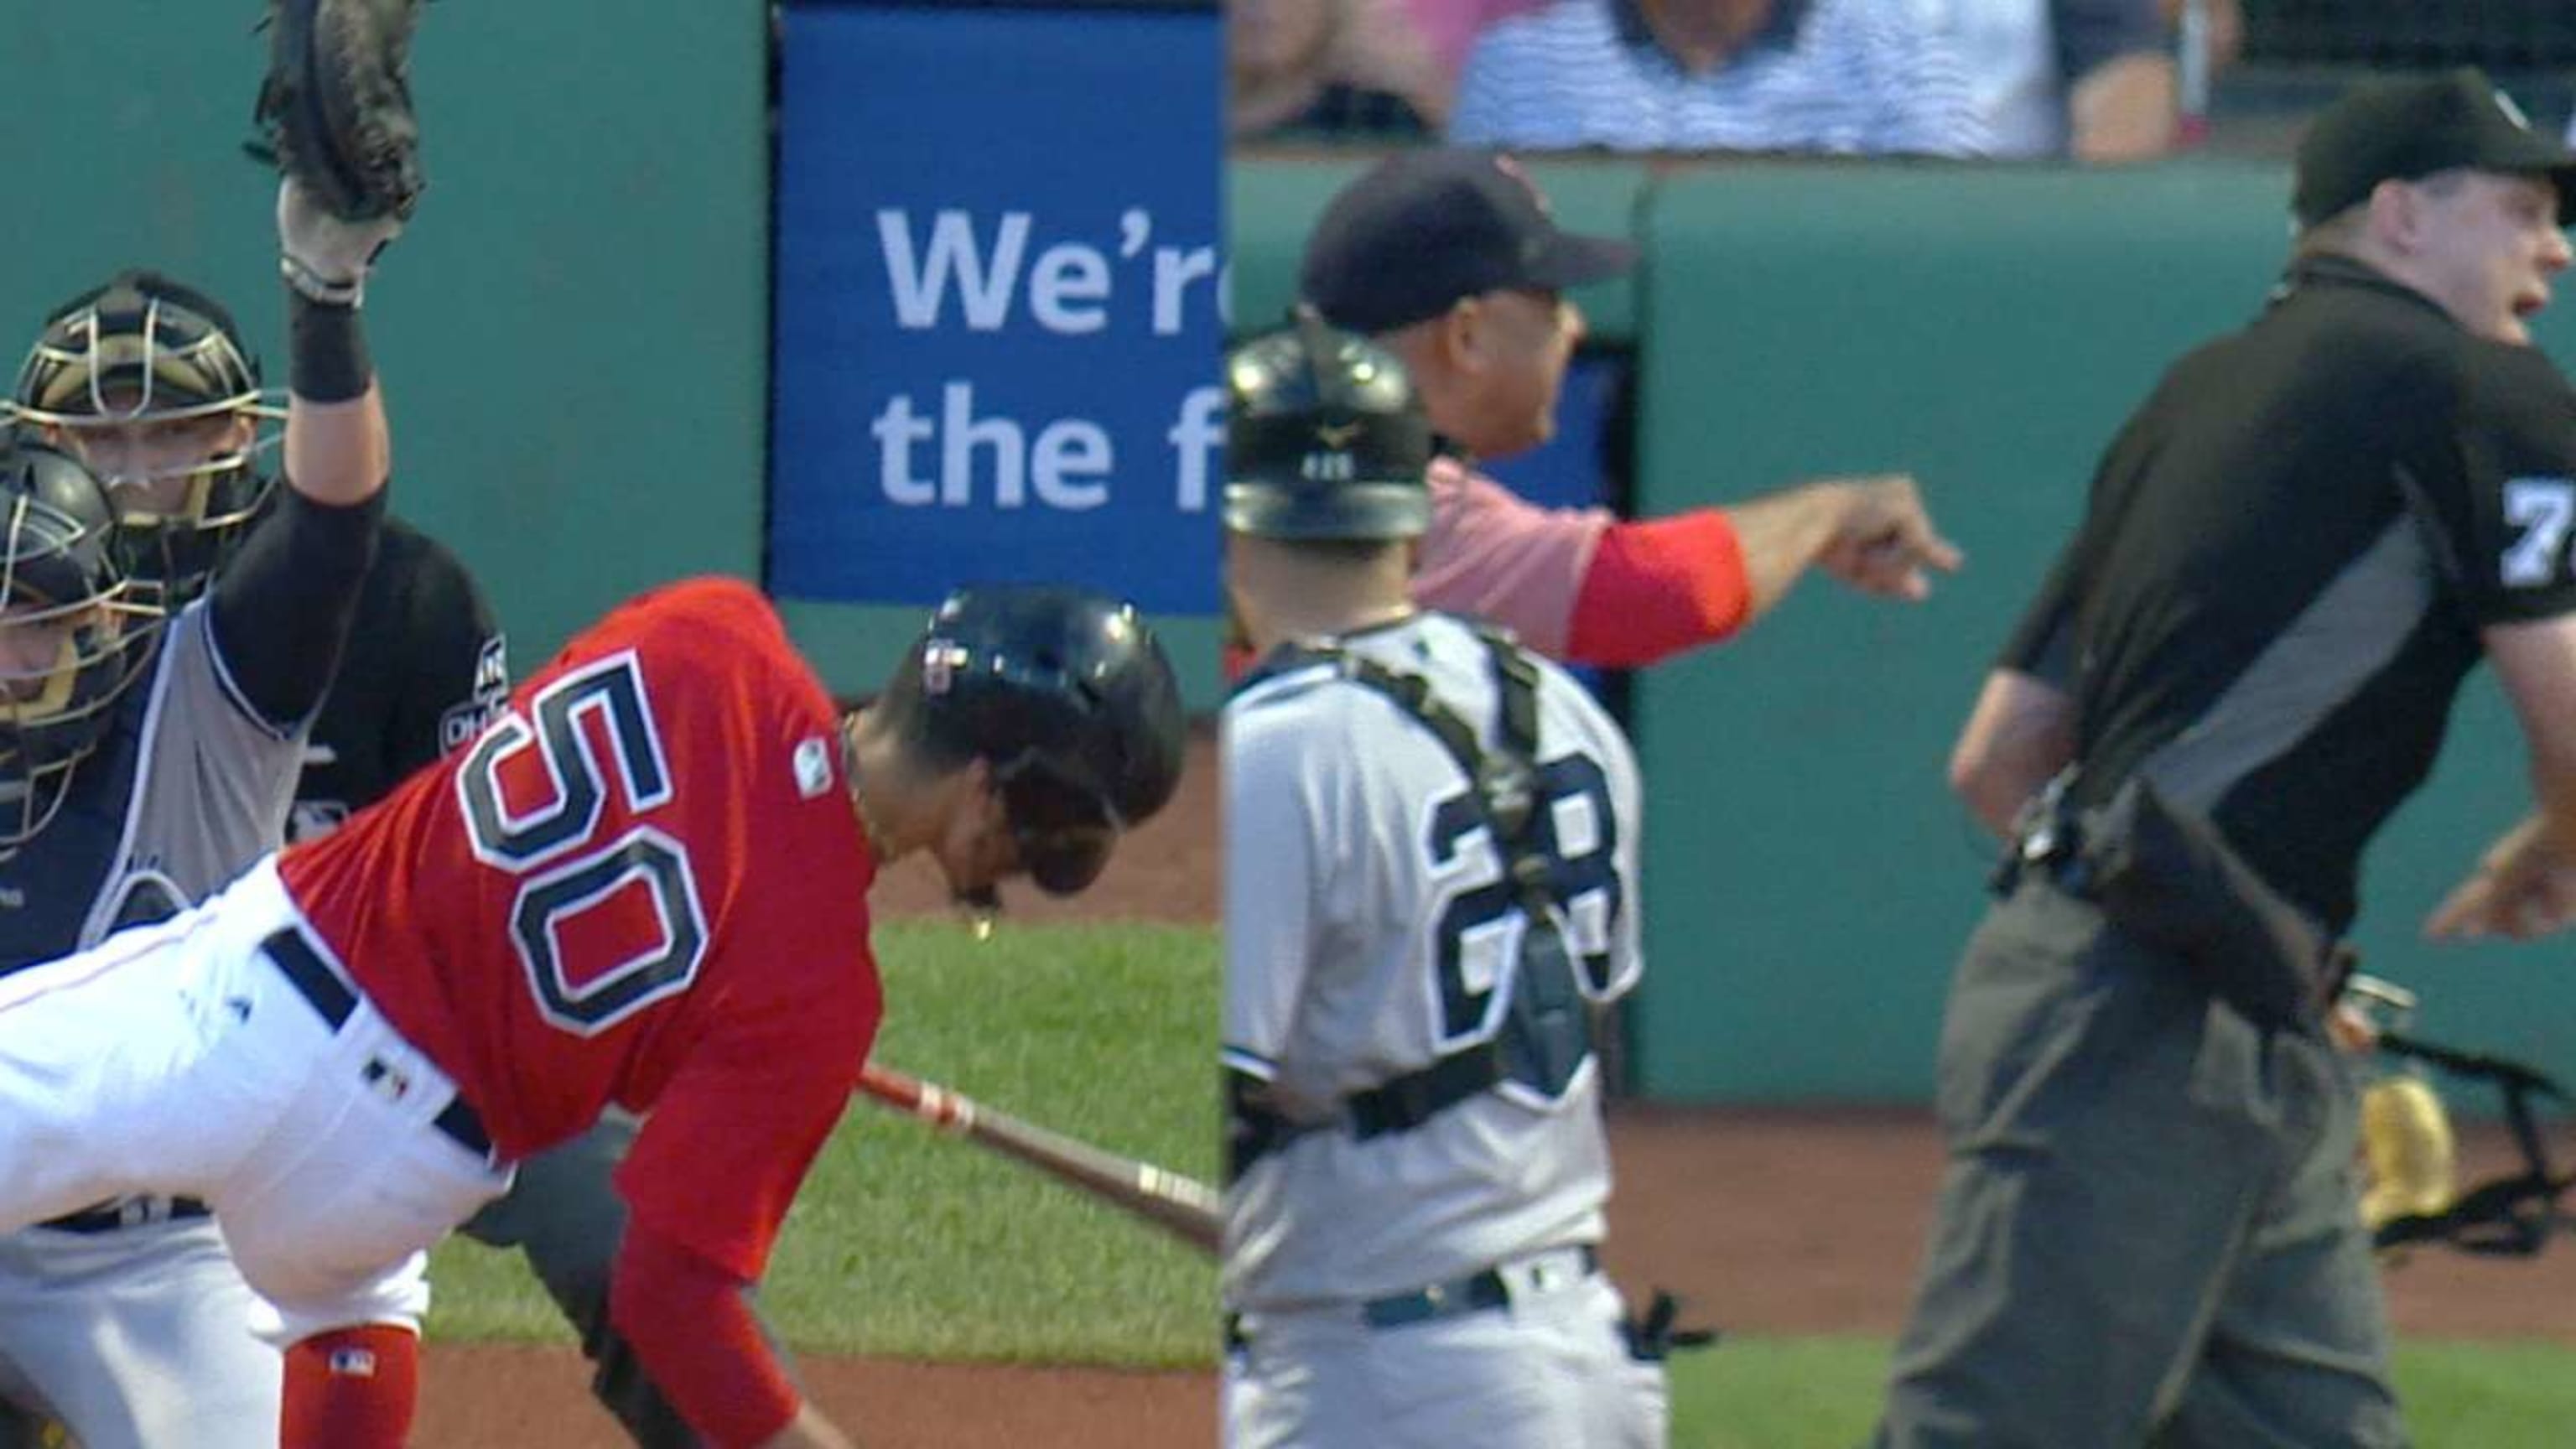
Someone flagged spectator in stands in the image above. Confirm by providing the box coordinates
[1231,0,1454,139]
[1403,0,1552,84]
[1448,0,1990,156]
[1919,0,2203,161]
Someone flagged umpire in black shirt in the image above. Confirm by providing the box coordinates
[1877,70,2576,1447]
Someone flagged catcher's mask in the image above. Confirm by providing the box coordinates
[881,584,1186,915]
[1223,310,1433,543]
[0,442,163,858]
[2347,976,2576,1259]
[8,271,278,610]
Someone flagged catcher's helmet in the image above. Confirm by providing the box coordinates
[885,584,1185,896]
[10,271,275,608]
[0,442,161,857]
[1223,312,1432,542]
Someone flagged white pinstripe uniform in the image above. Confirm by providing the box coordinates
[1221,610,1658,1449]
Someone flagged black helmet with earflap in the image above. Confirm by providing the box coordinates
[882,584,1185,900]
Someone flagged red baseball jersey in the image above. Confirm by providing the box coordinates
[281,576,882,1279]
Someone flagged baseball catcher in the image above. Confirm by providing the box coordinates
[0,0,431,1435]
[2342,977,2576,1260]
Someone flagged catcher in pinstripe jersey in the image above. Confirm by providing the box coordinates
[1219,315,1666,1447]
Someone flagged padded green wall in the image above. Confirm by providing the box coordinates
[0,6,1231,705]
[1233,153,2576,1103]
[3,3,776,677]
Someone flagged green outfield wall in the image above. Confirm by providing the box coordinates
[27,1,2576,1109]
[0,7,1261,707]
[3,5,776,679]
[1235,153,2576,1104]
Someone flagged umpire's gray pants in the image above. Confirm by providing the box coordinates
[1875,878,2405,1449]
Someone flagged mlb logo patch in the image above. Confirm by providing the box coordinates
[793,737,834,799]
[921,640,969,696]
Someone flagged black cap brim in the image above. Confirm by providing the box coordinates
[2482,132,2576,223]
[1526,231,1638,292]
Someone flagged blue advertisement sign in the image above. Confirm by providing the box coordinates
[770,4,1225,612]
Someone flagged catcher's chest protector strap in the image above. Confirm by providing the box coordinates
[1265,628,1587,1151]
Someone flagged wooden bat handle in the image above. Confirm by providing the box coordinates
[854,1062,1223,1255]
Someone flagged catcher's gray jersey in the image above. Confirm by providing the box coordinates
[0,595,309,1449]
[1221,611,1643,1311]
[0,598,305,968]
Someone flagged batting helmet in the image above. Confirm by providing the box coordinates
[0,441,161,857]
[1223,313,1432,542]
[10,271,275,608]
[885,584,1185,896]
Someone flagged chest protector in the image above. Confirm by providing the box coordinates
[1232,628,1595,1175]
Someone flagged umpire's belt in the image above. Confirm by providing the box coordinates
[262,928,494,1159]
[2000,776,2349,1034]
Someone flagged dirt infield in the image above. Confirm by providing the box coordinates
[414,1348,1213,1447]
[418,728,2576,1445]
[420,1105,2576,1446]
[1601,1104,2576,1345]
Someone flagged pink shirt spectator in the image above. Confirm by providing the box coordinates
[1403,0,1553,80]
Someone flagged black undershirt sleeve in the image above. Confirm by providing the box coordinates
[208,483,388,730]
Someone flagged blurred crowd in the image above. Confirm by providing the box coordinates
[1230,0,2576,163]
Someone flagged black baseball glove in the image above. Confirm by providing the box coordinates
[251,0,427,225]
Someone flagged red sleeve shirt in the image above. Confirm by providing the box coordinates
[611,1219,802,1446]
[1565,507,1752,667]
[1410,457,1607,658]
[1409,458,1753,667]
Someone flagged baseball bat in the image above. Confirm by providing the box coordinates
[854,1062,1223,1256]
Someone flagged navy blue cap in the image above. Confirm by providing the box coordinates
[1300,148,1638,334]
[2295,69,2576,226]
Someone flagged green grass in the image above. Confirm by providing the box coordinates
[426,918,1220,1367]
[1668,1337,2576,1448]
